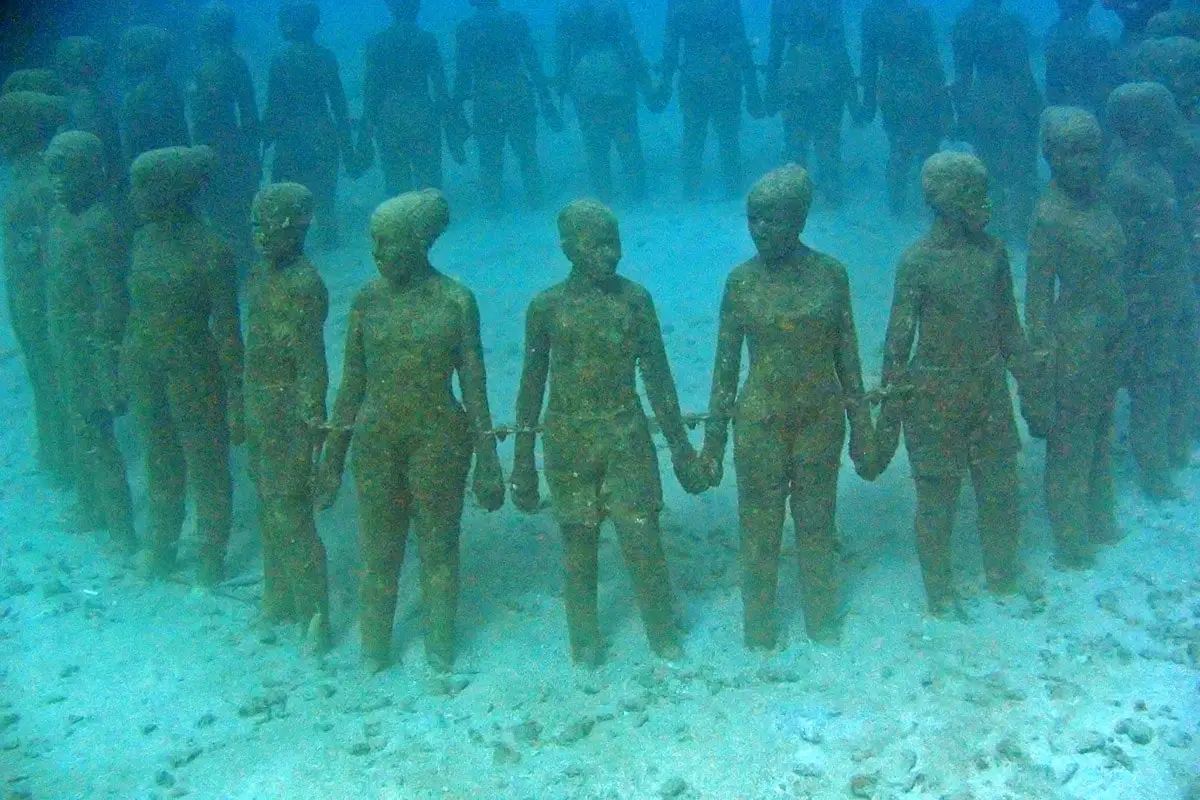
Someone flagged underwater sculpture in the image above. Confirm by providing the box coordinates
[876,151,1031,616]
[950,0,1043,239]
[43,130,135,553]
[245,182,330,655]
[263,1,352,251]
[55,37,123,185]
[858,0,950,215]
[656,0,763,199]
[454,0,561,212]
[764,0,860,207]
[123,145,243,586]
[701,164,872,649]
[1043,0,1118,116]
[0,90,73,486]
[191,2,262,268]
[1026,107,1127,568]
[317,189,505,674]
[1106,82,1193,499]
[359,0,455,195]
[554,0,655,201]
[1,69,64,97]
[511,199,705,667]
[1104,0,1175,40]
[120,25,190,165]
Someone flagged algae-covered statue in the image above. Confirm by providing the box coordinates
[55,37,124,183]
[43,130,136,553]
[120,25,191,164]
[317,190,505,674]
[0,90,73,485]
[875,152,1031,615]
[1043,0,1117,116]
[1,69,64,97]
[1026,108,1127,567]
[245,182,330,654]
[700,164,873,649]
[1106,82,1192,499]
[511,199,705,667]
[123,146,244,586]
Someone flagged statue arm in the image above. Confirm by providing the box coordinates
[87,215,130,407]
[322,297,367,478]
[324,51,353,152]
[1024,216,1059,352]
[295,277,330,435]
[833,268,871,451]
[703,276,744,464]
[456,290,500,464]
[859,8,880,120]
[452,25,474,105]
[513,297,551,468]
[234,56,261,146]
[995,247,1033,381]
[636,290,691,459]
[209,241,245,435]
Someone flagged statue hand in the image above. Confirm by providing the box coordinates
[698,443,724,487]
[314,458,342,511]
[646,80,671,114]
[542,97,565,133]
[228,394,246,446]
[873,410,901,477]
[472,455,506,512]
[849,420,878,480]
[509,458,541,514]
[672,447,710,495]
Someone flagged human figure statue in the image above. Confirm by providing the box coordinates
[511,199,705,667]
[119,25,190,165]
[55,37,124,185]
[43,130,136,552]
[1103,0,1175,41]
[1145,9,1200,39]
[1026,108,1127,568]
[0,90,73,486]
[123,145,244,586]
[951,0,1043,239]
[190,2,262,269]
[555,0,655,201]
[700,165,873,649]
[245,182,330,655]
[655,0,763,199]
[263,2,352,251]
[1106,82,1192,498]
[454,0,561,212]
[1044,1,1119,117]
[859,0,950,215]
[875,152,1032,616]
[764,0,860,207]
[316,190,505,674]
[359,0,455,196]
[1,70,64,96]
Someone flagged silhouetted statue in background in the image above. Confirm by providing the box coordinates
[119,25,190,165]
[245,182,330,655]
[263,2,352,251]
[1044,0,1118,117]
[1026,108,1127,568]
[701,165,873,650]
[555,0,655,201]
[859,0,950,215]
[317,190,505,675]
[511,199,705,667]
[951,0,1043,239]
[656,0,763,199]
[1104,0,1175,41]
[876,152,1032,616]
[1106,82,1192,499]
[191,2,262,269]
[2,70,64,97]
[1144,8,1200,38]
[764,0,859,207]
[55,37,124,187]
[43,130,135,553]
[123,146,243,586]
[454,0,561,213]
[359,0,455,196]
[0,90,72,486]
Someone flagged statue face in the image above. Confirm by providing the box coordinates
[1050,137,1103,196]
[372,228,426,284]
[563,221,622,284]
[747,205,803,263]
[45,151,102,210]
[252,212,307,263]
[939,179,993,234]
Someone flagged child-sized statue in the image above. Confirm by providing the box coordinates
[316,190,505,674]
[55,37,124,185]
[700,164,873,649]
[1,70,64,96]
[120,25,191,165]
[876,152,1032,616]
[1106,82,1192,499]
[191,2,263,269]
[245,182,330,654]
[510,199,706,667]
[0,90,73,485]
[123,146,244,586]
[263,2,353,251]
[1026,108,1127,568]
[43,130,136,553]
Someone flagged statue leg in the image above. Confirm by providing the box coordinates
[613,98,646,200]
[509,101,543,208]
[377,125,414,197]
[679,85,709,199]
[912,473,961,615]
[251,439,295,622]
[561,522,603,666]
[80,411,136,555]
[130,369,186,576]
[713,94,743,199]
[811,96,844,207]
[780,104,810,169]
[476,129,506,212]
[10,289,71,484]
[734,420,788,650]
[790,459,842,641]
[411,126,444,192]
[1129,376,1175,498]
[1046,395,1098,568]
[1087,386,1120,546]
[970,452,1022,593]
[577,103,614,201]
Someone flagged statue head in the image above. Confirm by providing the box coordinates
[55,37,106,88]
[1107,81,1180,150]
[1056,0,1094,22]
[280,2,321,41]
[1145,10,1200,40]
[1040,106,1104,198]
[385,0,420,22]
[2,69,65,96]
[45,130,106,211]
[1130,37,1200,117]
[121,25,174,77]
[746,164,813,264]
[369,189,450,284]
[252,182,315,265]
[0,91,69,161]
[558,199,621,284]
[129,145,215,220]
[198,3,238,47]
[921,151,992,234]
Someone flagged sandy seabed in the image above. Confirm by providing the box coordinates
[1,114,1198,800]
